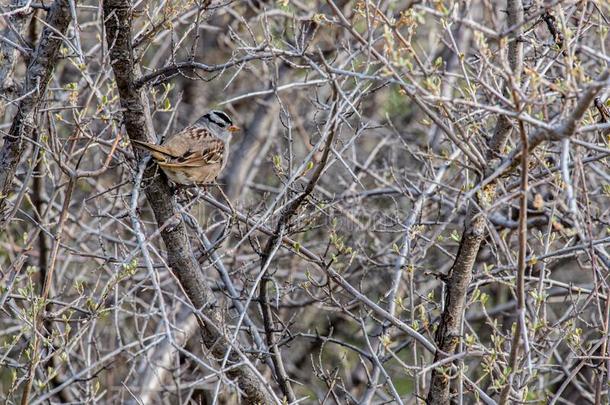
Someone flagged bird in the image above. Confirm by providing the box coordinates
[131,110,239,186]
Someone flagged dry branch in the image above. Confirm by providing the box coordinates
[0,0,32,120]
[427,68,609,405]
[102,0,275,403]
[0,0,72,217]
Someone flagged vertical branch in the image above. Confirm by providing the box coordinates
[427,1,524,403]
[0,0,32,120]
[498,86,529,405]
[426,204,487,404]
[487,0,524,158]
[0,0,73,216]
[20,175,76,405]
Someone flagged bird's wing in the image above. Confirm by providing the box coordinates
[163,125,213,147]
[157,138,225,168]
[133,126,224,167]
[131,139,180,161]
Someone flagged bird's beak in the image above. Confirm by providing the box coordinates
[228,125,240,133]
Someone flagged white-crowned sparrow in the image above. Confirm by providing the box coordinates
[132,110,239,186]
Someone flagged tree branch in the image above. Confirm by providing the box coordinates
[102,1,276,403]
[426,1,610,401]
[0,0,72,217]
[498,82,530,405]
[0,0,33,119]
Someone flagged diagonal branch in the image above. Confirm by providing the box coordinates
[258,89,339,403]
[426,67,609,405]
[102,1,276,403]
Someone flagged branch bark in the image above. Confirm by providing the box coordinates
[426,1,610,402]
[426,1,524,402]
[487,0,523,158]
[0,0,32,120]
[0,0,72,217]
[102,1,275,403]
[425,68,610,404]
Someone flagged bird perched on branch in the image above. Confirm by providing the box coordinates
[132,110,239,186]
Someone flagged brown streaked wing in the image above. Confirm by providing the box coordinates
[158,138,224,168]
[199,138,224,164]
[187,126,214,141]
[159,126,213,158]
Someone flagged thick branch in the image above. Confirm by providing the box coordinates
[0,0,32,120]
[426,207,486,404]
[102,1,275,403]
[426,8,609,405]
[426,3,524,404]
[0,0,72,216]
[486,0,524,158]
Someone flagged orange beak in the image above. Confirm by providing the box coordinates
[228,125,240,133]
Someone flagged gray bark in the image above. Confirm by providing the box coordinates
[102,1,275,403]
[0,0,72,215]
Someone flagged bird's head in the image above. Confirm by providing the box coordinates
[196,110,240,140]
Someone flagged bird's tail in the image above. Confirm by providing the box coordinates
[131,139,175,162]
